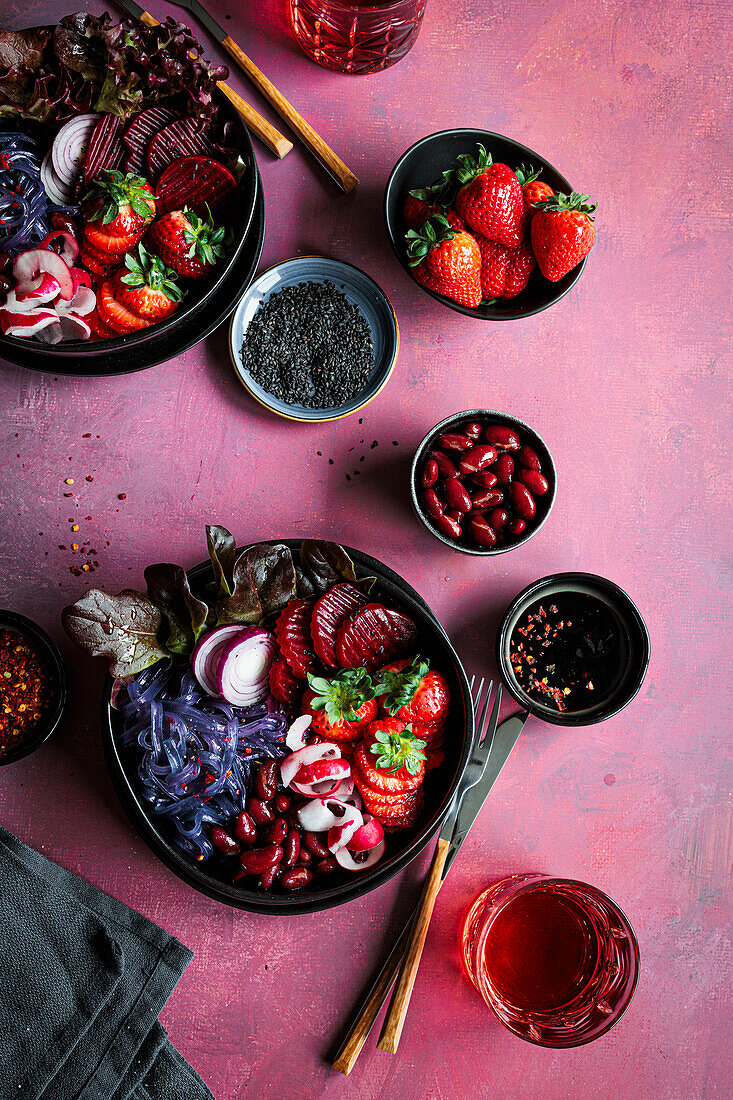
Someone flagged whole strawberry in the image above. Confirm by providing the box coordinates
[502,240,536,299]
[475,236,510,299]
[531,192,597,281]
[406,213,482,308]
[515,164,555,221]
[454,145,525,248]
[147,205,225,280]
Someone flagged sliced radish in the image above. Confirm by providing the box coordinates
[70,269,92,291]
[35,321,64,344]
[56,285,96,317]
[40,230,79,267]
[347,815,384,852]
[14,272,61,306]
[279,742,340,790]
[335,840,385,872]
[40,149,72,205]
[0,307,60,338]
[52,114,100,188]
[327,806,365,854]
[297,797,361,834]
[291,757,351,797]
[13,249,74,301]
[330,776,356,803]
[214,626,274,707]
[285,714,312,751]
[191,625,245,697]
[58,313,91,341]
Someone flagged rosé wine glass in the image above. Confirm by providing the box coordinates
[288,0,428,75]
[461,873,639,1047]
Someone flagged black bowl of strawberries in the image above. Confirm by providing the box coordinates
[384,128,596,319]
[97,537,473,914]
[0,12,261,374]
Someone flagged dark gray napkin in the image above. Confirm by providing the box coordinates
[0,826,214,1100]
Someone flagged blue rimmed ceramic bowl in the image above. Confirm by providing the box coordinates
[228,256,399,422]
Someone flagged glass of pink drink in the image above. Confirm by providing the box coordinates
[289,0,428,75]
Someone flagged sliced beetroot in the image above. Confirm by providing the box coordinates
[269,656,302,708]
[311,582,369,669]
[335,604,418,672]
[146,119,215,180]
[83,114,125,184]
[155,156,238,216]
[122,107,179,174]
[274,598,317,680]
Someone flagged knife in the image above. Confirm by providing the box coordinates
[332,708,529,1073]
[112,0,294,158]
[166,0,358,192]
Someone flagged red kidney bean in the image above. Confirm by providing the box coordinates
[443,477,471,513]
[281,866,313,890]
[462,421,483,440]
[438,432,473,451]
[470,488,504,511]
[457,443,498,475]
[421,458,439,488]
[49,213,78,237]
[430,450,459,477]
[315,856,338,876]
[507,518,526,537]
[518,468,549,496]
[304,830,329,858]
[423,488,445,520]
[483,424,520,451]
[488,507,510,531]
[0,272,12,294]
[273,792,290,814]
[247,797,275,826]
[283,828,301,867]
[493,454,514,484]
[469,515,498,547]
[297,847,313,864]
[263,817,288,845]
[239,844,283,876]
[234,811,257,845]
[210,826,240,856]
[471,469,498,489]
[436,512,462,539]
[257,864,281,890]
[517,443,542,471]
[0,252,11,270]
[508,481,537,519]
[255,760,278,801]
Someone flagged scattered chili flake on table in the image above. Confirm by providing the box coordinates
[0,628,54,757]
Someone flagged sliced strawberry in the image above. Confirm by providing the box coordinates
[335,603,418,671]
[84,223,140,257]
[123,107,179,174]
[97,280,150,334]
[79,250,114,277]
[353,718,425,793]
[155,156,238,217]
[311,582,369,668]
[269,656,302,708]
[274,598,317,680]
[86,308,116,339]
[146,119,216,180]
[425,747,445,770]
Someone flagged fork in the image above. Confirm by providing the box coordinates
[331,676,499,1075]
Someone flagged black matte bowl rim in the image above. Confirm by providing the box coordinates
[101,541,474,914]
[0,87,258,369]
[495,572,651,726]
[410,409,557,555]
[0,610,67,765]
[383,128,586,320]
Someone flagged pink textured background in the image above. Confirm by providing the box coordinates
[1,1,730,1097]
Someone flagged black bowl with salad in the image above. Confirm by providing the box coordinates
[62,531,473,914]
[0,11,258,374]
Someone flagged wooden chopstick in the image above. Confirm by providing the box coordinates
[136,9,293,158]
[377,837,451,1054]
[219,35,358,193]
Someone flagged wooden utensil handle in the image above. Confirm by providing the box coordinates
[377,837,450,1054]
[135,9,293,158]
[221,35,358,192]
[331,913,415,1075]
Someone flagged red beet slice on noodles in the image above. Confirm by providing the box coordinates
[122,107,179,175]
[155,156,238,217]
[335,603,418,671]
[274,598,317,680]
[310,582,369,669]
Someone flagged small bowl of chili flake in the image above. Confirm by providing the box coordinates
[0,611,67,766]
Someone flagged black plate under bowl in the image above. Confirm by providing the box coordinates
[0,609,67,766]
[0,89,259,375]
[384,128,587,319]
[496,572,650,726]
[101,541,473,914]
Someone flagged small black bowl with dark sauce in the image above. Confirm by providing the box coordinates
[496,573,650,726]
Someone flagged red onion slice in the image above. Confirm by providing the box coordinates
[214,626,274,707]
[40,149,72,205]
[52,114,100,188]
[335,840,386,872]
[279,742,340,790]
[192,624,245,697]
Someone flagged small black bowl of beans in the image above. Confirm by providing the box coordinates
[410,409,556,554]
